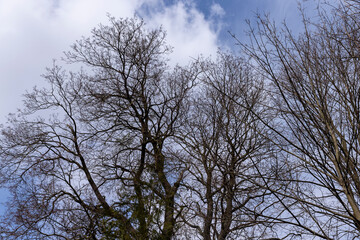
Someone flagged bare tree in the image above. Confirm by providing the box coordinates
[0,17,199,239]
[8,2,360,238]
[178,52,281,239]
[239,0,360,238]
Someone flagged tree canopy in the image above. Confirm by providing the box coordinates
[1,1,360,239]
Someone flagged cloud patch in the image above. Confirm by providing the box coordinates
[210,3,225,17]
[0,0,222,122]
[142,1,220,65]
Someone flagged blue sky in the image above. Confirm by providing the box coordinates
[0,0,320,214]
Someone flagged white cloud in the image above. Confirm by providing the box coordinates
[0,0,222,122]
[210,3,225,17]
[142,1,220,65]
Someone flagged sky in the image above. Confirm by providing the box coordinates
[0,0,313,122]
[0,0,321,213]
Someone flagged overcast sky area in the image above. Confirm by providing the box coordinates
[0,0,324,213]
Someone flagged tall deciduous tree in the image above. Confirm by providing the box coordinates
[179,53,281,240]
[0,17,198,239]
[240,0,360,238]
